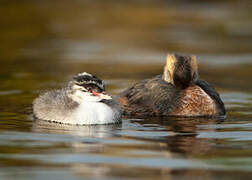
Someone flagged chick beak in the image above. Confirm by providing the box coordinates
[92,91,112,100]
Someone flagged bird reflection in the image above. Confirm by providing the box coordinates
[32,119,122,153]
[129,117,224,155]
[32,119,121,138]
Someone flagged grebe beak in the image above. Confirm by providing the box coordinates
[92,91,112,100]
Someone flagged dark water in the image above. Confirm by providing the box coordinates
[1,0,252,179]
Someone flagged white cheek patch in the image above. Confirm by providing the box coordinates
[72,84,87,91]
[69,90,100,103]
[78,91,101,102]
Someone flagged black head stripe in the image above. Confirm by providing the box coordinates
[73,73,104,90]
[74,74,102,84]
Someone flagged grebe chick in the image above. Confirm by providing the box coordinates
[118,54,226,118]
[33,72,122,125]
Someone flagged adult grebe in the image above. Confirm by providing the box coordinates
[118,54,225,118]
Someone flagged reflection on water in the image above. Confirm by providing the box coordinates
[0,0,252,180]
[33,119,121,138]
[119,117,222,156]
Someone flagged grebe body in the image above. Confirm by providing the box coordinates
[118,54,225,118]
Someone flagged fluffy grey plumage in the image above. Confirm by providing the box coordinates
[33,88,79,123]
[33,72,122,125]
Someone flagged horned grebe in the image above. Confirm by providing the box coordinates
[33,72,122,125]
[118,54,226,118]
